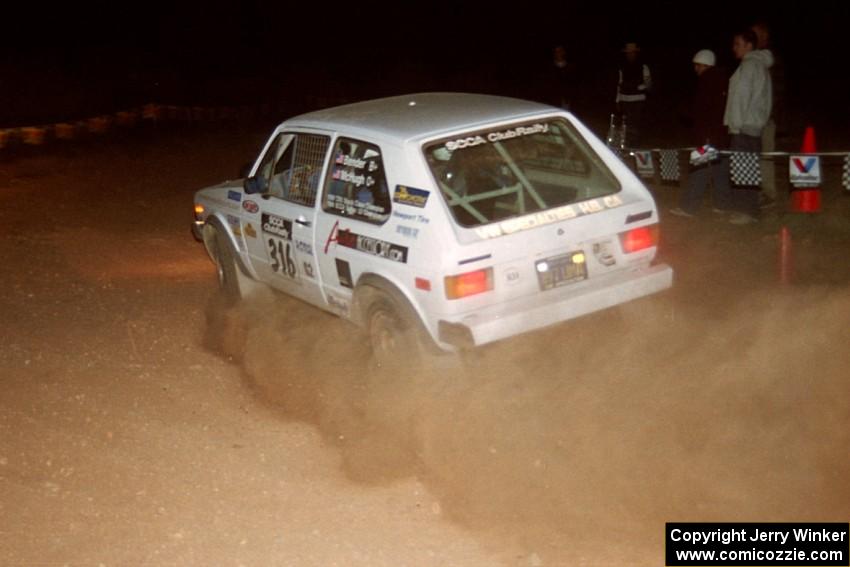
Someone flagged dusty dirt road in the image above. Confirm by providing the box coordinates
[1,123,848,566]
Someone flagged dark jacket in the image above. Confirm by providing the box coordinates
[616,58,651,102]
[693,66,730,148]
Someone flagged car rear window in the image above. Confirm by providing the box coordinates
[424,119,621,227]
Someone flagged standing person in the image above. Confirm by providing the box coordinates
[723,29,773,225]
[547,45,577,111]
[751,21,784,209]
[615,42,652,147]
[670,50,733,217]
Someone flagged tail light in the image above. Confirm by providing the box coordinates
[445,268,493,300]
[619,224,659,253]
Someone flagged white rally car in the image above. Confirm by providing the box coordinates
[192,93,672,360]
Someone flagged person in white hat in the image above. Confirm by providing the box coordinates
[615,42,652,147]
[670,49,734,218]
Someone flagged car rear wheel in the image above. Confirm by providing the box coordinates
[359,286,425,367]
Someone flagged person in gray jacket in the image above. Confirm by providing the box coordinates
[752,21,784,209]
[723,28,773,224]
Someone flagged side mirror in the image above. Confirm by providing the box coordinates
[238,161,253,179]
[243,176,264,194]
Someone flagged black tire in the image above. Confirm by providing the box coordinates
[359,286,424,367]
[211,229,242,305]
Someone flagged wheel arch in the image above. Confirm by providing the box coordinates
[353,272,445,357]
[352,273,431,337]
[202,214,253,278]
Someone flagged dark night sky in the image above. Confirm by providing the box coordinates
[6,1,842,68]
[2,1,849,140]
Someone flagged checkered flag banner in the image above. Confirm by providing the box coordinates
[730,152,761,186]
[843,154,850,191]
[659,149,680,181]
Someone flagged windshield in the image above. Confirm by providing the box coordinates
[424,119,621,227]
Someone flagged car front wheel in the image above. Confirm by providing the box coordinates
[210,228,256,304]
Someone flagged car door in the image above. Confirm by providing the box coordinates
[244,130,330,307]
[314,136,396,318]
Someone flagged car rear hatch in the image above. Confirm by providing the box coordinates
[423,115,670,342]
[442,195,661,308]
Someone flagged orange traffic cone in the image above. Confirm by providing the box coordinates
[790,126,822,213]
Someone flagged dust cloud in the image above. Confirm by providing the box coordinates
[205,283,850,564]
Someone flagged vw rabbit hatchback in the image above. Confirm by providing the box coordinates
[192,93,673,361]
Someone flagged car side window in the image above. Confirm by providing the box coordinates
[254,133,287,194]
[269,136,295,199]
[284,133,329,207]
[259,132,330,206]
[322,137,391,224]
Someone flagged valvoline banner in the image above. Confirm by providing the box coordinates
[634,150,655,179]
[789,155,821,188]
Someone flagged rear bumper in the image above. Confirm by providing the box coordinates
[438,263,673,348]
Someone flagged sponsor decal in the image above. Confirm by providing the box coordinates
[242,200,259,214]
[392,210,430,224]
[335,229,408,263]
[261,213,292,240]
[392,210,417,221]
[789,155,821,187]
[474,194,625,239]
[792,157,816,173]
[226,214,242,237]
[227,190,242,202]
[393,185,430,208]
[303,262,315,278]
[295,239,313,255]
[335,259,353,288]
[396,225,419,239]
[445,123,549,151]
[325,221,408,263]
[324,220,340,254]
[244,223,257,238]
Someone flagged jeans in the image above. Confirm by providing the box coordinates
[679,158,734,214]
[619,101,644,147]
[730,134,762,217]
[760,119,776,199]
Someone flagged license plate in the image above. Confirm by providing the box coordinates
[536,251,587,290]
